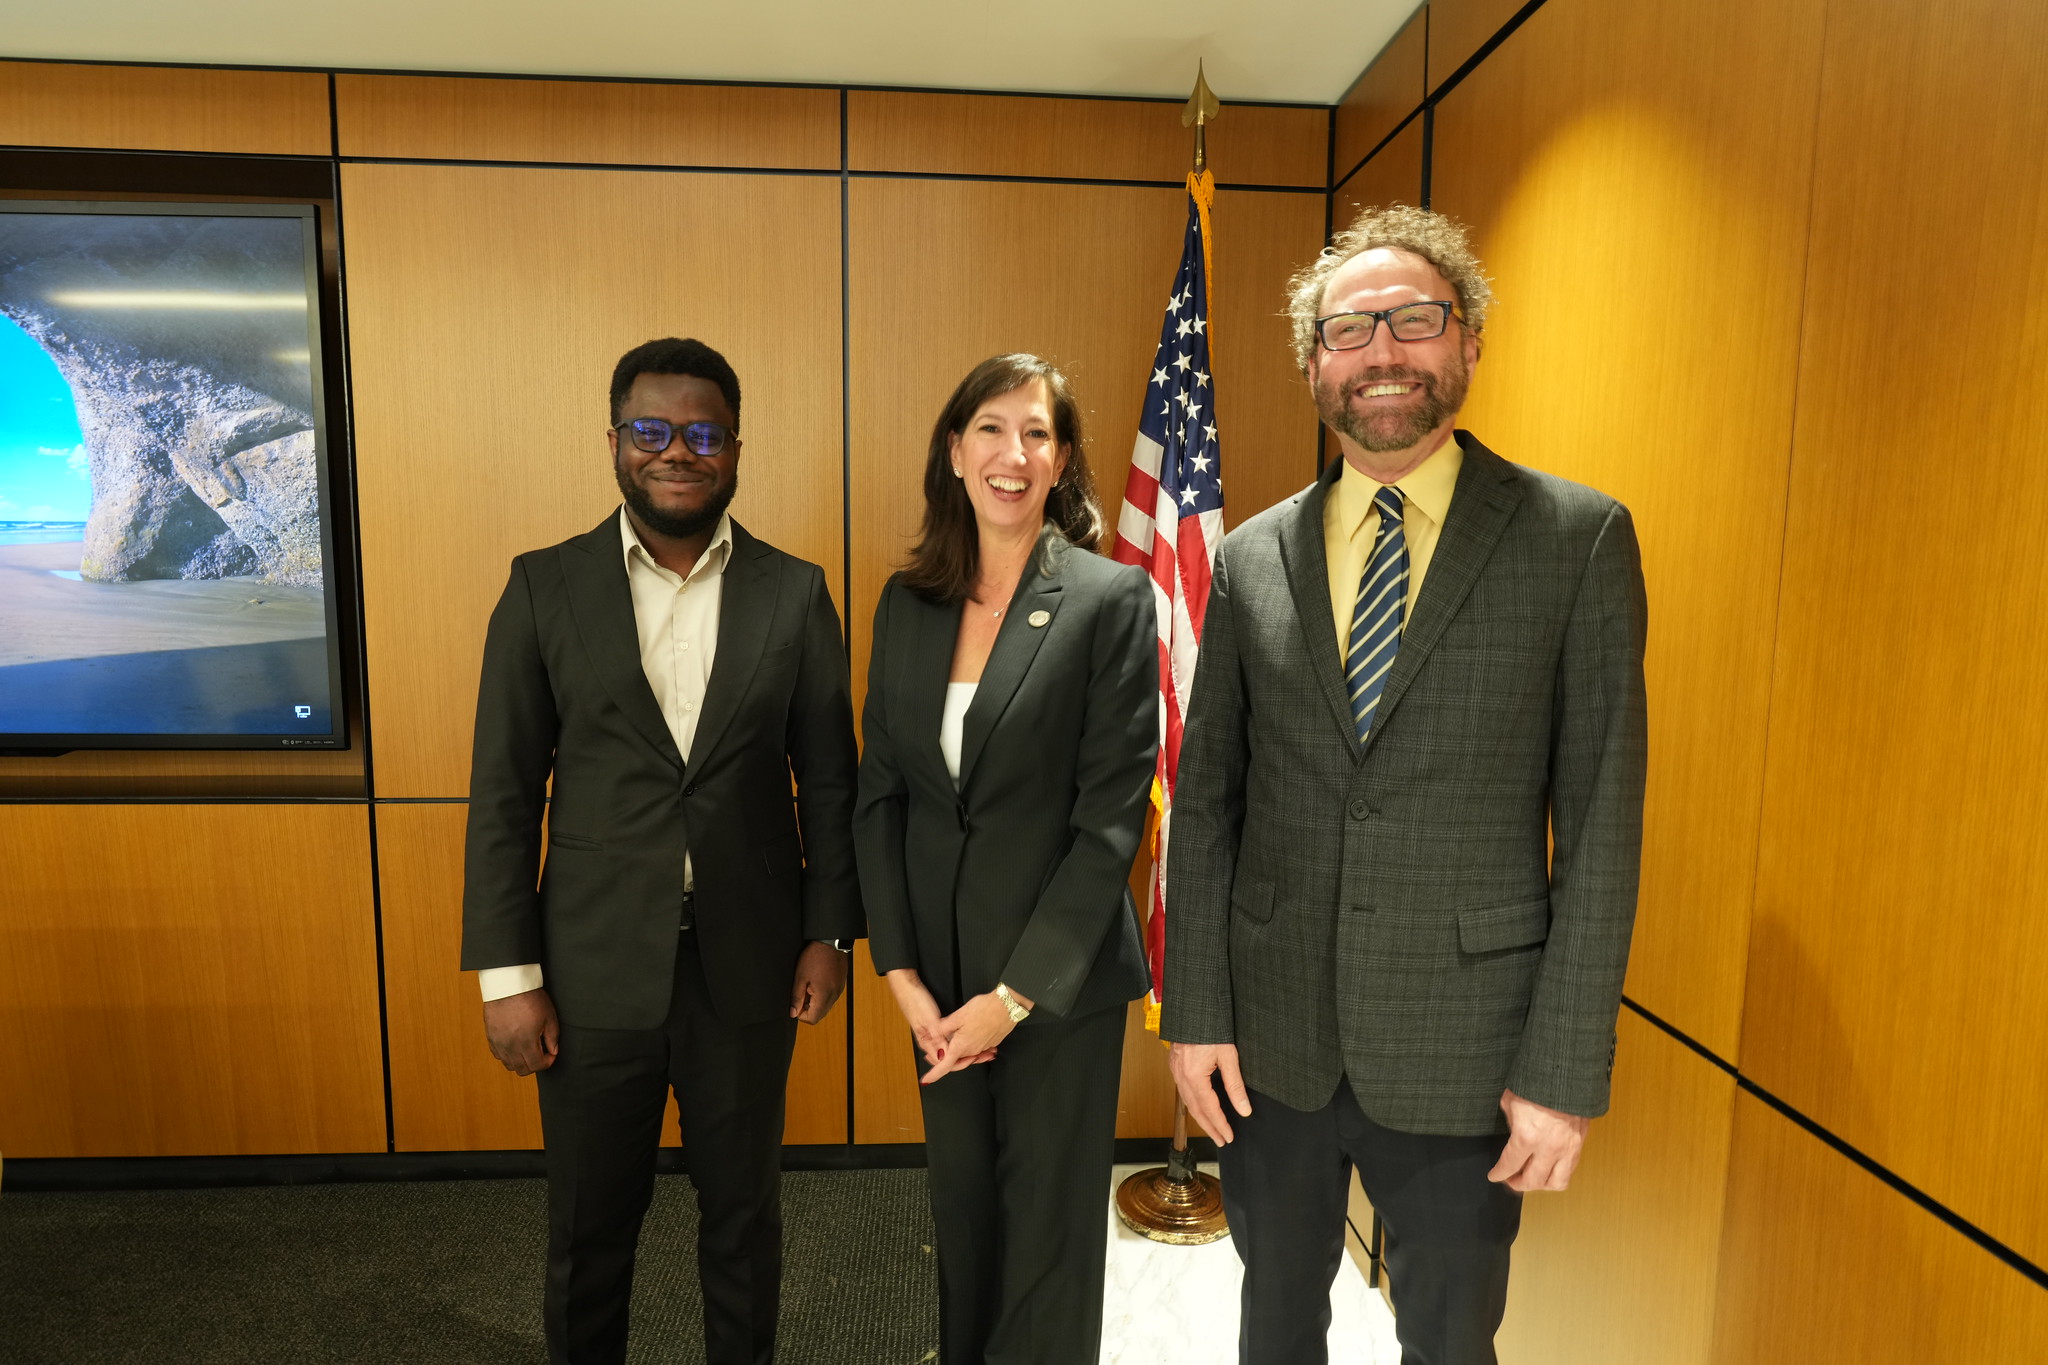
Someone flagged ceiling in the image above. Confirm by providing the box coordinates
[2,0,1420,105]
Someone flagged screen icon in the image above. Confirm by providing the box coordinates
[294,705,312,719]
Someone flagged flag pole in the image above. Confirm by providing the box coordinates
[1114,60,1229,1247]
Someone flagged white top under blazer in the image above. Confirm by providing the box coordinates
[940,682,977,786]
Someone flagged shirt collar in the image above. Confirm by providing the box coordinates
[619,505,734,584]
[1331,428,1464,536]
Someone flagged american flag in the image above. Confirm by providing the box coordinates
[1113,170,1224,1025]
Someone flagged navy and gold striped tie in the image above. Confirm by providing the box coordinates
[1346,485,1409,741]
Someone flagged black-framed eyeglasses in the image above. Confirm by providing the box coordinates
[1315,301,1461,351]
[616,418,734,456]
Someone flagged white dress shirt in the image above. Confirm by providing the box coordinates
[477,507,733,1002]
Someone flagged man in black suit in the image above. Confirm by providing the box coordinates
[462,337,862,1365]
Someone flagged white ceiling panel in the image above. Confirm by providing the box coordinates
[2,0,1422,105]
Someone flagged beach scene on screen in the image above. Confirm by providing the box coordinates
[0,210,335,739]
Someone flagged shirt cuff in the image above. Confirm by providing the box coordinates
[478,963,544,1001]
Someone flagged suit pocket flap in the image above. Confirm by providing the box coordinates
[548,830,603,851]
[1231,876,1276,924]
[1457,898,1550,953]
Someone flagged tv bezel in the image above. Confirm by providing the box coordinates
[0,197,349,753]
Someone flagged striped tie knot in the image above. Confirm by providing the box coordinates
[1373,486,1404,525]
[1346,485,1411,742]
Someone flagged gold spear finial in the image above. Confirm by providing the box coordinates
[1182,61,1221,171]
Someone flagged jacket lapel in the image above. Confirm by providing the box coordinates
[1359,433,1524,758]
[563,511,683,768]
[958,533,1066,789]
[688,521,774,771]
[1275,460,1363,761]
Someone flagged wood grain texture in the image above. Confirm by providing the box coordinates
[0,803,385,1157]
[844,177,1322,1141]
[1712,1092,2048,1362]
[334,75,838,169]
[340,164,844,800]
[1426,0,1530,92]
[1498,1009,1735,1365]
[1429,0,1827,1058]
[847,91,1326,188]
[379,802,542,1151]
[0,61,329,156]
[1333,6,1427,184]
[1333,116,1426,230]
[1743,0,2048,1269]
[0,727,365,798]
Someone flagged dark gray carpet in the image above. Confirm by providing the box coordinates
[0,1171,940,1364]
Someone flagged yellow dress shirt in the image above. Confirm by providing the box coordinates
[1323,433,1463,660]
[477,507,734,1002]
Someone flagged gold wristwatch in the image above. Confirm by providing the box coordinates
[993,982,1032,1024]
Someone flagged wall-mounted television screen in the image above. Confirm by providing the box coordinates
[0,200,345,751]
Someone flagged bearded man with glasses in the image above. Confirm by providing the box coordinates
[462,336,861,1365]
[1162,206,1649,1365]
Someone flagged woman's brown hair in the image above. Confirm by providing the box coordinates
[901,353,1105,605]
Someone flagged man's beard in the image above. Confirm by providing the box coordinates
[615,461,738,540]
[1315,352,1471,453]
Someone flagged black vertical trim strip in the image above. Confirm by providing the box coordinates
[326,134,396,1154]
[838,85,857,1152]
[1418,104,1434,209]
[327,72,340,160]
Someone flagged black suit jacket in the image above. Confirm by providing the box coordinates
[461,512,862,1031]
[853,533,1158,1020]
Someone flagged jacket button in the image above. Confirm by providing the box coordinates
[683,783,696,797]
[1348,798,1371,820]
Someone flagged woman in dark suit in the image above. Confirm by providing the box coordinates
[854,353,1159,1363]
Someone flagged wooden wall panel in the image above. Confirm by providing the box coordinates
[847,91,1325,188]
[381,801,847,1151]
[845,176,1321,1139]
[1498,1009,1734,1365]
[341,164,844,799]
[1429,0,1827,1058]
[1745,0,2048,1268]
[0,61,329,156]
[379,802,540,1151]
[334,75,838,169]
[0,803,385,1157]
[1333,6,1427,183]
[1713,1092,2048,1362]
[1426,0,1529,92]
[1334,116,1425,229]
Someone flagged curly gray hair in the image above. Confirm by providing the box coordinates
[1285,205,1495,371]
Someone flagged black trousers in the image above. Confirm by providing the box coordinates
[535,930,798,1365]
[1218,1078,1522,1365]
[916,1002,1126,1365]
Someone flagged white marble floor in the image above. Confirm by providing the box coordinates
[1098,1163,1401,1364]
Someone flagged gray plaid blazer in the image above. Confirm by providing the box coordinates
[1160,433,1648,1135]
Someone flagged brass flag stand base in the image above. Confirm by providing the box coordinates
[1114,1097,1229,1245]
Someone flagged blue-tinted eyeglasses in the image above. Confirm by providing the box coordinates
[616,418,734,456]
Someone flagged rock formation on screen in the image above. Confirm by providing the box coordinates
[0,213,326,586]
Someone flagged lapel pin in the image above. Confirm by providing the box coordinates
[1027,609,1051,628]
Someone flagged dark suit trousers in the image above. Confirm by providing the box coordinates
[917,1002,1125,1365]
[536,930,798,1365]
[1218,1078,1522,1365]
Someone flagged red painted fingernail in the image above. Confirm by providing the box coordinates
[937,1049,945,1059]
